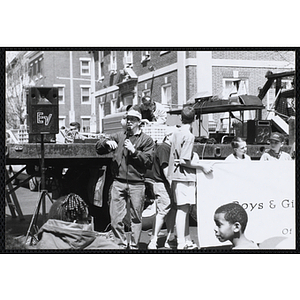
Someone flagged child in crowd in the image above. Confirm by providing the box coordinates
[225,137,251,162]
[260,132,292,161]
[213,202,259,249]
[147,127,177,249]
[168,106,213,250]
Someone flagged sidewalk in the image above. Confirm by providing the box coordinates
[5,187,200,250]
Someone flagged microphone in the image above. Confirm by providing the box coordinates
[124,127,132,158]
[126,127,132,139]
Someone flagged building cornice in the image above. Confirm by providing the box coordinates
[94,85,119,97]
[212,58,294,69]
[138,62,178,82]
[24,51,44,61]
[184,57,294,69]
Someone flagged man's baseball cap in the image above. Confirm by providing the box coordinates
[126,109,142,120]
[268,132,284,143]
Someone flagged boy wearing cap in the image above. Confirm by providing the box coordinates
[95,107,154,249]
[260,132,292,161]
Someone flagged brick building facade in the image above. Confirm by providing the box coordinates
[6,50,295,135]
[94,50,294,134]
[21,50,102,132]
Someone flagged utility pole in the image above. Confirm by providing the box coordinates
[90,51,96,133]
[69,51,75,123]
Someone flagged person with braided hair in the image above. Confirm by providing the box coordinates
[54,193,90,223]
[35,193,119,249]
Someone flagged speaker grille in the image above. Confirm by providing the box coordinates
[247,120,271,144]
[27,87,59,135]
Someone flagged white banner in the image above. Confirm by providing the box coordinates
[196,161,295,249]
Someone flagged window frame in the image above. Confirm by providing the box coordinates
[80,58,91,76]
[141,51,151,62]
[110,94,118,113]
[98,51,104,80]
[222,78,249,99]
[29,55,43,80]
[123,51,133,67]
[80,85,91,104]
[53,84,65,104]
[109,51,117,72]
[81,116,91,133]
[161,84,172,107]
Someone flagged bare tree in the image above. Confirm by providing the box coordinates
[6,52,29,129]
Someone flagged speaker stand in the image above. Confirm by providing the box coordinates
[25,134,53,245]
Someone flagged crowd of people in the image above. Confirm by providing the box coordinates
[94,96,293,250]
[33,96,293,250]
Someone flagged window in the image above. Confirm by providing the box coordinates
[37,57,42,75]
[98,51,104,80]
[161,84,172,107]
[109,51,117,72]
[123,51,133,67]
[222,78,249,99]
[122,94,133,107]
[111,99,117,113]
[80,58,91,75]
[29,56,43,79]
[141,51,150,62]
[81,86,91,103]
[54,85,65,103]
[81,118,90,132]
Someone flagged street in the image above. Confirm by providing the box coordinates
[5,186,52,239]
[5,186,199,250]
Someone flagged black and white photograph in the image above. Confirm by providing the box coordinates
[3,49,296,252]
[1,3,299,299]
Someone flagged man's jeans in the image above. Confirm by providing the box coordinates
[110,180,145,249]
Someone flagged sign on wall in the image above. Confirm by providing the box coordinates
[196,161,295,249]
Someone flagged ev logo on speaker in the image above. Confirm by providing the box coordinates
[37,112,52,126]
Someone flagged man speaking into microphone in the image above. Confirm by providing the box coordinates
[95,106,154,249]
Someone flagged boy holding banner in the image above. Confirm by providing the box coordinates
[168,106,213,250]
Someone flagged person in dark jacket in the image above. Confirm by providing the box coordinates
[95,107,154,249]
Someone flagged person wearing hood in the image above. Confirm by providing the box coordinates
[36,193,119,249]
